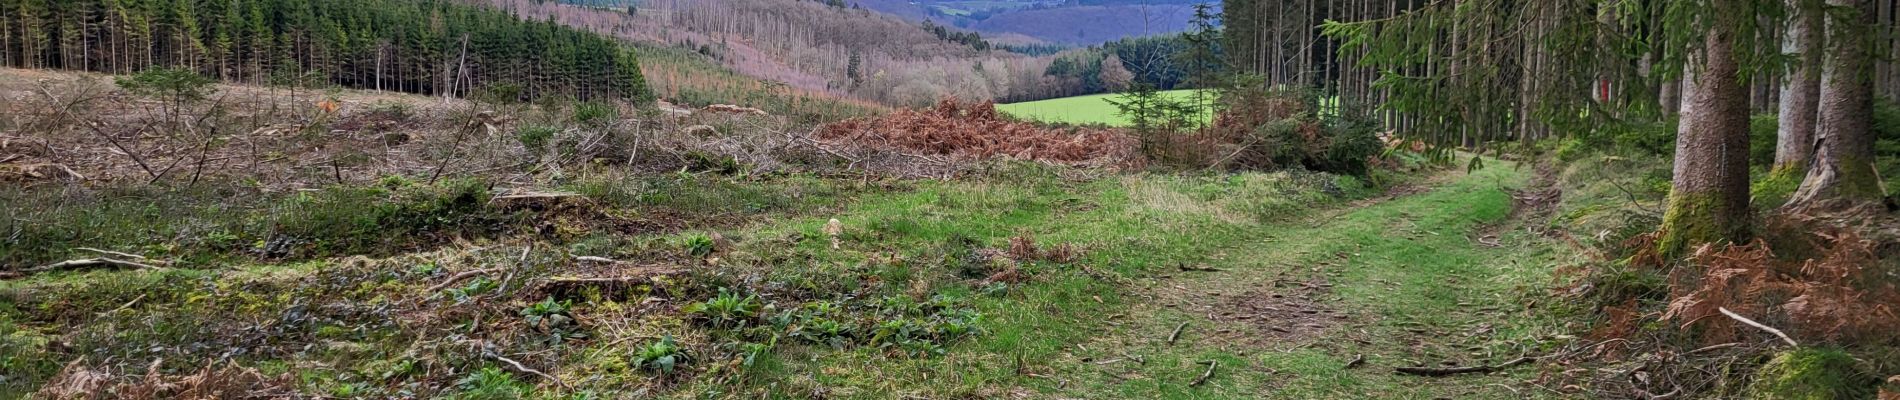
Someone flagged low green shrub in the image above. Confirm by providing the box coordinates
[1750,114,1779,168]
[453,367,529,400]
[272,178,499,256]
[516,125,560,154]
[572,101,618,126]
[630,336,689,374]
[684,289,762,328]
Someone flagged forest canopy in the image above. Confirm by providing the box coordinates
[0,0,652,102]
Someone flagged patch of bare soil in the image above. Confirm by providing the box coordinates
[1213,277,1350,342]
[1504,165,1564,228]
[491,192,670,239]
[1474,162,1563,247]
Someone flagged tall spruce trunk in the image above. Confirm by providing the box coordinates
[1788,0,1884,206]
[1660,20,1752,255]
[1661,79,1683,115]
[1774,0,1823,173]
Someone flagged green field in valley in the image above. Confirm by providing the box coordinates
[999,89,1347,126]
[997,90,1212,126]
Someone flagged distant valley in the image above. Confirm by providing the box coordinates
[858,0,1212,45]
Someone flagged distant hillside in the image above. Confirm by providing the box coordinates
[841,0,1211,45]
[966,4,1202,44]
[479,0,1111,107]
[633,42,889,121]
[0,0,650,102]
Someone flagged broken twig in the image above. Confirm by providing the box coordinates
[1167,322,1189,345]
[424,267,502,294]
[491,353,569,390]
[1717,307,1798,347]
[75,247,149,260]
[1189,360,1218,387]
[23,257,161,274]
[1177,264,1224,272]
[1394,357,1532,377]
[1687,342,1743,355]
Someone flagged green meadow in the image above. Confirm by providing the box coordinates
[997,90,1213,126]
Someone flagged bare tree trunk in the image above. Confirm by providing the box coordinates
[1880,0,1896,100]
[1789,0,1884,206]
[1660,19,1752,255]
[1774,0,1823,173]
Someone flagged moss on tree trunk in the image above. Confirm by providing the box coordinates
[1660,190,1748,256]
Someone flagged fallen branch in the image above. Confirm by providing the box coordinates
[97,294,148,317]
[1687,342,1743,355]
[84,123,160,180]
[423,267,502,294]
[1177,264,1224,272]
[785,128,861,167]
[544,276,657,285]
[1119,351,1146,365]
[75,247,149,260]
[574,256,617,263]
[490,353,569,390]
[1394,357,1532,377]
[1189,360,1218,387]
[1718,307,1798,347]
[22,258,161,275]
[1167,322,1189,345]
[491,192,582,202]
[1646,387,1683,400]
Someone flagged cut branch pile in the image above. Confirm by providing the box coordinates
[817,99,1139,167]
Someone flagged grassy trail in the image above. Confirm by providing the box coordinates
[1035,162,1572,399]
[706,162,1572,398]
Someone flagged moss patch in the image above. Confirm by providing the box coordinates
[1748,348,1877,400]
[1753,164,1804,208]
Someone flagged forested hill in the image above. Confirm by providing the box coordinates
[0,0,651,102]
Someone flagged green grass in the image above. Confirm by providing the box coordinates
[997,90,1213,126]
[998,89,1349,126]
[0,159,1568,398]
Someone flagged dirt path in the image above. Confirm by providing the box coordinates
[1042,163,1573,399]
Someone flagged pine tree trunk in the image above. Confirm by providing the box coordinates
[1788,0,1884,206]
[1659,19,1751,255]
[1774,0,1822,173]
[1876,0,1894,100]
[1660,79,1682,115]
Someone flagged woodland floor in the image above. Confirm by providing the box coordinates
[0,159,1586,399]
